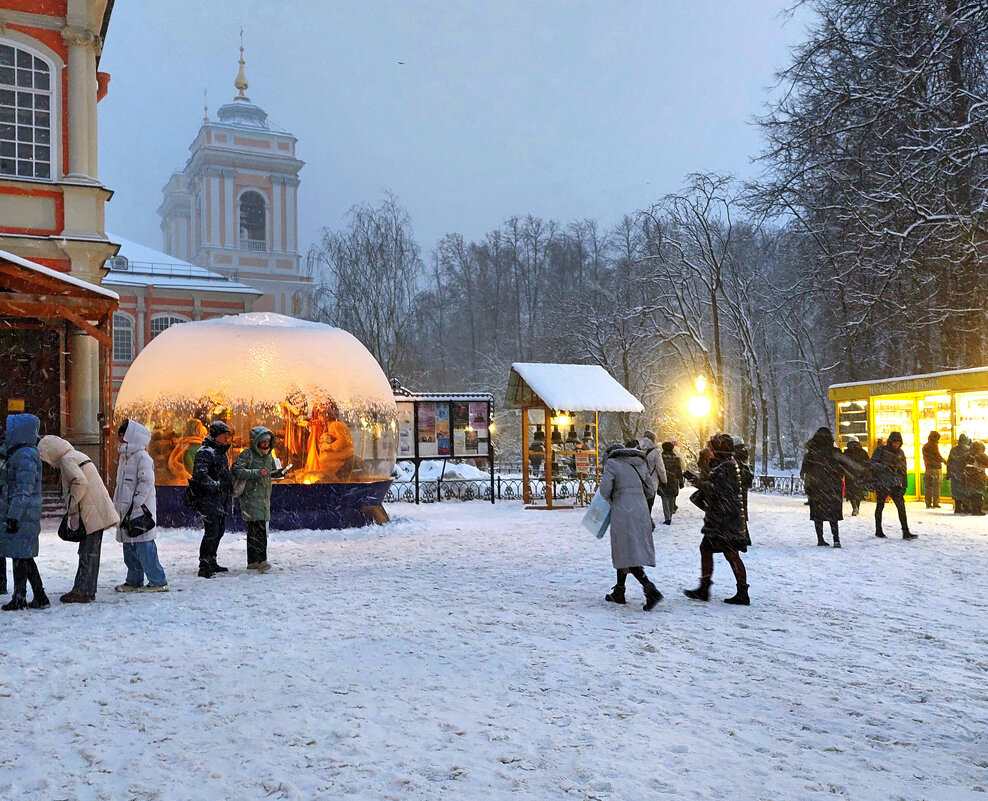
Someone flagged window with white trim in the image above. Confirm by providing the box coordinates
[112,313,134,362]
[239,191,266,251]
[150,315,187,340]
[0,42,53,180]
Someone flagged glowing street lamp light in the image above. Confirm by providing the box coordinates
[688,394,712,419]
[688,375,712,444]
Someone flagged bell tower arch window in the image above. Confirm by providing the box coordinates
[0,40,55,180]
[239,190,267,251]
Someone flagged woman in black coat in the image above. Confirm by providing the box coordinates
[801,427,857,547]
[683,433,750,605]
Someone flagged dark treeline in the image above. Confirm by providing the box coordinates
[307,0,988,470]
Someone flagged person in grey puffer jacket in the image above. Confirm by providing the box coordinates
[113,420,168,592]
[600,442,662,611]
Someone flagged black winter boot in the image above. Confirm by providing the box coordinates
[724,584,750,605]
[832,533,841,548]
[902,530,918,540]
[2,594,27,611]
[875,528,887,538]
[28,591,50,609]
[605,585,626,604]
[642,580,663,611]
[684,577,712,602]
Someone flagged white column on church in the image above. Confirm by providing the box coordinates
[62,26,95,179]
[272,177,283,253]
[288,180,298,253]
[225,172,235,248]
[209,173,220,246]
[198,183,206,253]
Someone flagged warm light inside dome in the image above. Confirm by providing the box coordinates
[114,313,398,488]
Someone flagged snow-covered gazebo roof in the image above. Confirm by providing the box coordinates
[504,362,644,412]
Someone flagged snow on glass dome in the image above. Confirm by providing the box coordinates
[114,313,398,488]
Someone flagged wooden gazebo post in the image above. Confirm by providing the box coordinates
[544,403,554,509]
[521,406,531,504]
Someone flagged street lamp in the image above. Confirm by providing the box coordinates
[688,375,711,445]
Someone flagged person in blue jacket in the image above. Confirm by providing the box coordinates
[0,414,49,611]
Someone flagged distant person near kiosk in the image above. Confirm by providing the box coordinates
[922,431,945,509]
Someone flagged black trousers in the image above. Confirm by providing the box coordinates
[199,515,226,566]
[10,558,44,599]
[246,520,268,564]
[875,490,909,531]
[72,530,104,597]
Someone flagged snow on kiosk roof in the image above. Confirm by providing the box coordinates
[505,363,644,413]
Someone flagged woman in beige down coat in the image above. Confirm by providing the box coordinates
[39,435,120,604]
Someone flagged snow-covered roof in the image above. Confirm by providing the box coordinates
[102,235,262,295]
[0,249,119,300]
[830,365,988,389]
[504,363,644,413]
[394,392,494,404]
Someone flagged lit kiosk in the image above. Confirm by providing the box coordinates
[505,363,644,509]
[830,366,988,502]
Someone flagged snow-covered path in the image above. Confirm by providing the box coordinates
[1,494,985,800]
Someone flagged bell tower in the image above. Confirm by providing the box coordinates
[158,37,309,314]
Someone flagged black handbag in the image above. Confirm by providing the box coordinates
[689,489,707,511]
[57,512,87,543]
[121,504,155,538]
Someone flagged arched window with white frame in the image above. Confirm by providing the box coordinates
[150,314,188,340]
[112,313,135,362]
[0,40,54,180]
[239,190,267,251]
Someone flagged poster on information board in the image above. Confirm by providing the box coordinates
[417,402,437,457]
[469,401,489,456]
[436,403,451,456]
[397,403,415,457]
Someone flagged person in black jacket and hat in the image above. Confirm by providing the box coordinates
[194,420,235,577]
[870,431,916,540]
[683,433,750,605]
[801,427,859,547]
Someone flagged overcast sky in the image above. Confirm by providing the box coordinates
[98,0,808,256]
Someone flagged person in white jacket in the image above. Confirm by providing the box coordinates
[113,420,167,592]
[39,435,120,604]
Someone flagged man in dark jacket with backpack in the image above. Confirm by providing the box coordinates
[193,421,234,577]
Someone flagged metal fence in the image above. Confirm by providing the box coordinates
[383,473,803,503]
[384,475,600,504]
[751,475,805,495]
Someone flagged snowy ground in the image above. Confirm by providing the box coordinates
[1,493,986,801]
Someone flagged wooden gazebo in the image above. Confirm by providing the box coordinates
[0,250,118,474]
[504,363,644,509]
